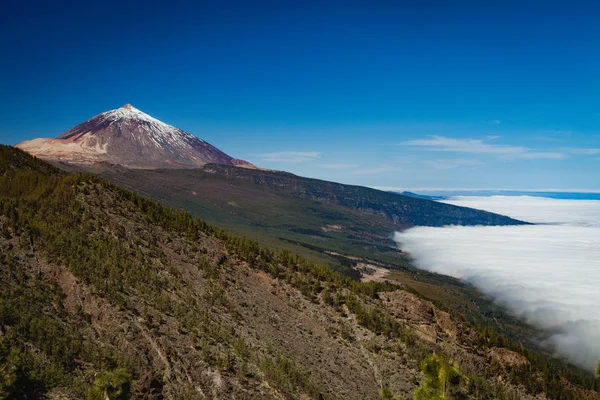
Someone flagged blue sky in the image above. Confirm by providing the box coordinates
[1,0,598,190]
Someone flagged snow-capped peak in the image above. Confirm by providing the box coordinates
[18,104,241,169]
[82,104,208,152]
[98,104,166,126]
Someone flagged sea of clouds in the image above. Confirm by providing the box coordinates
[393,196,600,371]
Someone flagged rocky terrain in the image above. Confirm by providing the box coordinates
[1,146,598,399]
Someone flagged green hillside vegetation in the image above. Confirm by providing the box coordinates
[1,146,598,399]
[90,162,552,357]
[92,164,524,271]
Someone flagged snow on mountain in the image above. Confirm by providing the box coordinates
[17,104,254,169]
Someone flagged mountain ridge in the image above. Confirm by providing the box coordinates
[195,163,527,227]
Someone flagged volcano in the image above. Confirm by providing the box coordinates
[16,104,251,169]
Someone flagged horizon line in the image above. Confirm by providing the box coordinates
[374,187,600,194]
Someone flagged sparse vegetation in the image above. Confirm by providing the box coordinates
[0,146,598,399]
[381,386,404,399]
[260,353,326,399]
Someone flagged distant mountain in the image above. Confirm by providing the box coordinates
[16,104,255,169]
[399,191,447,201]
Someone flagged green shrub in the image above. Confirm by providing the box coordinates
[87,368,131,400]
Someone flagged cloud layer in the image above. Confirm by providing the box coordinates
[402,135,566,160]
[443,196,600,227]
[394,196,600,370]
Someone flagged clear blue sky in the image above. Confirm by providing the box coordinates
[1,0,598,190]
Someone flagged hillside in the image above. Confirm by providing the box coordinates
[86,163,525,273]
[103,163,524,227]
[1,146,598,399]
[74,162,569,351]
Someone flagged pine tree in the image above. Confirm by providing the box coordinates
[87,369,131,400]
[414,354,463,400]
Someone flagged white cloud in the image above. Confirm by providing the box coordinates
[403,135,525,154]
[443,196,600,226]
[259,151,321,163]
[514,152,566,160]
[393,196,600,371]
[568,148,600,155]
[490,120,501,125]
[402,135,566,160]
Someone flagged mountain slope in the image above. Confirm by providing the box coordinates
[193,164,525,227]
[16,105,246,169]
[1,146,597,399]
[93,164,527,274]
